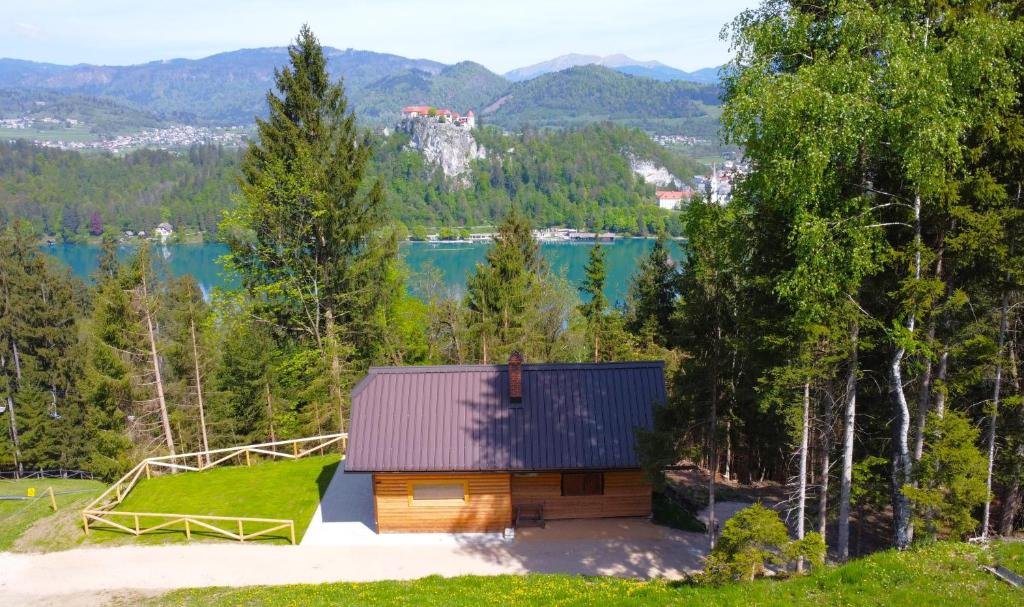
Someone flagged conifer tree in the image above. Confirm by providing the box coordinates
[222,25,398,432]
[579,244,609,362]
[578,243,635,362]
[164,276,212,458]
[625,232,679,347]
[0,224,86,472]
[80,248,136,477]
[464,209,553,362]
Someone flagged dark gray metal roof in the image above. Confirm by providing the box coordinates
[345,361,666,472]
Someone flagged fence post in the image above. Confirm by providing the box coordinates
[293,442,299,457]
[134,514,140,535]
[48,486,57,512]
[145,462,151,479]
[245,451,251,467]
[82,512,89,534]
[290,521,296,545]
[238,520,244,542]
[185,519,191,540]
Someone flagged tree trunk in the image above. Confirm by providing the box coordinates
[818,427,830,539]
[708,325,720,550]
[141,271,175,456]
[999,343,1023,536]
[1,349,23,477]
[325,308,345,433]
[914,241,943,462]
[933,349,949,419]
[189,316,209,465]
[4,394,20,477]
[889,193,921,550]
[797,381,810,571]
[913,320,937,462]
[265,382,277,443]
[1000,444,1023,536]
[981,292,1008,539]
[724,418,732,481]
[837,320,858,561]
[855,504,864,557]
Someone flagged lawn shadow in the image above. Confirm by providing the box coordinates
[317,459,341,501]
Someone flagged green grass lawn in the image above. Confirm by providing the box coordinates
[0,478,105,551]
[87,455,339,546]
[145,542,1017,606]
[992,540,1024,576]
[0,126,99,142]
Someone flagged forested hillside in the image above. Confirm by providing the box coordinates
[0,89,168,135]
[483,66,722,136]
[377,123,702,233]
[354,62,508,123]
[0,123,697,238]
[0,141,239,238]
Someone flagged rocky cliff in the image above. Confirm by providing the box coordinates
[627,153,682,188]
[399,117,485,185]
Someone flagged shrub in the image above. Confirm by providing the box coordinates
[701,503,826,584]
[903,411,987,540]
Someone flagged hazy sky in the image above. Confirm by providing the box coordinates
[1,0,759,72]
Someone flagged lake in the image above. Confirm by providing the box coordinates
[43,239,678,304]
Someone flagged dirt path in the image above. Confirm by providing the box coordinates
[1,503,754,605]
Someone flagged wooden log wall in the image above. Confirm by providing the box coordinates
[510,470,652,520]
[373,473,512,533]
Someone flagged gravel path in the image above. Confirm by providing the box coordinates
[1,502,753,605]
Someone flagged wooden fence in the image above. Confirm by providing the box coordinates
[82,433,346,545]
[82,511,297,545]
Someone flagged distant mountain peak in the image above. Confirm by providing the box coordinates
[504,54,719,84]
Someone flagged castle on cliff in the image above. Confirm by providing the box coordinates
[401,105,476,128]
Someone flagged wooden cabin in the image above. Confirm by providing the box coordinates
[344,355,665,533]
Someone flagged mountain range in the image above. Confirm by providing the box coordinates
[0,48,721,135]
[504,53,721,84]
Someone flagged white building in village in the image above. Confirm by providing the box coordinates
[155,222,174,242]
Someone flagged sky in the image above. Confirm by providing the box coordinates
[0,0,759,73]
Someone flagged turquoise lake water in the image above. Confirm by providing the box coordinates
[43,239,678,304]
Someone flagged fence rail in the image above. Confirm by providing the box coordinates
[81,433,346,545]
[82,510,296,544]
[0,468,96,480]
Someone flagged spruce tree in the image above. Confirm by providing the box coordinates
[625,232,679,346]
[222,25,398,432]
[80,249,136,478]
[578,243,635,362]
[0,224,85,472]
[464,209,556,362]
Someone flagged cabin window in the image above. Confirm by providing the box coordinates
[409,481,468,506]
[561,472,604,496]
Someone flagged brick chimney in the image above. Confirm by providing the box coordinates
[508,351,523,402]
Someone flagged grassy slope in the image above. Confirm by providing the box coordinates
[0,478,105,551]
[993,540,1024,575]
[149,543,1017,607]
[86,455,339,546]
